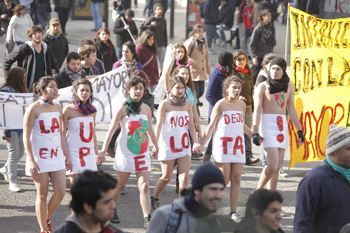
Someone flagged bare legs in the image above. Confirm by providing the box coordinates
[32,170,66,231]
[216,162,244,212]
[154,155,191,199]
[114,171,152,217]
[257,148,285,190]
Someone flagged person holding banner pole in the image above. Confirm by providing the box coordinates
[99,75,159,229]
[23,76,72,233]
[252,57,304,192]
[0,67,29,192]
[150,76,201,210]
[62,78,102,185]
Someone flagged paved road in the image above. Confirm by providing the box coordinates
[0,1,321,232]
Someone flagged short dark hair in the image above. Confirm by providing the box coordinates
[125,9,134,17]
[71,79,94,104]
[27,25,43,39]
[79,38,94,47]
[69,171,117,215]
[79,45,97,60]
[246,189,283,220]
[66,52,81,63]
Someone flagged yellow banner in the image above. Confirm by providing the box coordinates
[288,6,350,168]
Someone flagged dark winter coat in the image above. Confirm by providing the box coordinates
[55,69,86,89]
[249,22,276,59]
[140,15,168,48]
[203,0,219,25]
[113,16,138,47]
[218,4,234,28]
[2,41,59,90]
[233,68,254,108]
[43,32,69,68]
[0,2,15,28]
[136,44,159,86]
[94,38,118,72]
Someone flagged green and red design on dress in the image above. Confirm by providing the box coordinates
[274,93,285,109]
[127,118,149,155]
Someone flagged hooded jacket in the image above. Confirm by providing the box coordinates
[146,198,221,233]
[3,41,59,91]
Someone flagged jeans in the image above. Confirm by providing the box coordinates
[157,46,166,71]
[261,147,285,166]
[204,24,216,48]
[116,46,122,61]
[36,3,48,27]
[244,106,253,161]
[238,22,245,52]
[4,131,25,182]
[91,2,103,30]
[218,26,230,42]
[57,7,70,33]
[244,28,253,56]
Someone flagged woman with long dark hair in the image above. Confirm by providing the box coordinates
[23,76,72,233]
[136,29,159,92]
[0,67,29,192]
[94,27,118,72]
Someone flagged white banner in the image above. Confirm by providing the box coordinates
[0,65,128,130]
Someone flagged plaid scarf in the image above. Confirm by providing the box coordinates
[195,37,206,51]
[40,97,54,106]
[75,101,97,115]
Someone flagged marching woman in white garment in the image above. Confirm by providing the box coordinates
[99,75,159,228]
[198,75,263,223]
[62,78,103,185]
[23,76,72,233]
[151,76,201,210]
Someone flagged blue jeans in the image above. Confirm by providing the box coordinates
[218,26,230,42]
[244,106,252,161]
[4,131,25,182]
[36,3,48,27]
[116,46,122,61]
[91,2,103,29]
[244,28,253,56]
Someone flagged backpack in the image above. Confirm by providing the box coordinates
[165,204,183,233]
[199,1,205,18]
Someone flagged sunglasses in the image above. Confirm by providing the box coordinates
[236,57,246,62]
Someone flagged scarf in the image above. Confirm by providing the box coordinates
[216,64,227,76]
[326,156,350,182]
[266,73,289,94]
[121,58,137,77]
[40,97,54,106]
[64,63,83,82]
[195,37,205,51]
[47,28,61,41]
[184,194,216,219]
[235,67,249,73]
[167,93,186,106]
[75,101,97,116]
[123,95,142,116]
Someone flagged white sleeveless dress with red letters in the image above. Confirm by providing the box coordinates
[25,112,66,176]
[158,111,191,161]
[212,110,245,163]
[114,114,150,173]
[66,117,98,175]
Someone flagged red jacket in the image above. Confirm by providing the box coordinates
[136,44,159,86]
[243,5,253,30]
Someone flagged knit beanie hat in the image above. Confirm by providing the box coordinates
[153,3,163,11]
[269,57,287,73]
[218,51,233,68]
[191,163,226,190]
[325,124,350,155]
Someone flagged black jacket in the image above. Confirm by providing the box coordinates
[218,4,234,28]
[94,38,118,72]
[43,32,69,68]
[3,41,59,90]
[113,15,138,47]
[203,0,219,25]
[140,15,167,48]
[0,2,15,29]
[55,69,86,89]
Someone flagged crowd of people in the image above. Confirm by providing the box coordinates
[0,0,349,233]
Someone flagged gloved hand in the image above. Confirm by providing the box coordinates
[298,130,305,144]
[253,133,264,146]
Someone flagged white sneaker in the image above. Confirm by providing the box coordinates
[208,49,215,55]
[0,167,9,182]
[9,181,21,192]
[230,212,242,223]
[279,167,288,177]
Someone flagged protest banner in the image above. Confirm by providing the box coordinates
[288,6,350,168]
[0,65,128,130]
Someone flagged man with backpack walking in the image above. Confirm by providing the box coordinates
[146,162,225,233]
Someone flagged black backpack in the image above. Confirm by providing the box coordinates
[199,1,205,18]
